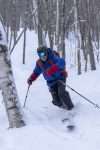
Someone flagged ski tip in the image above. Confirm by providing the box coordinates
[67,125,75,131]
[62,118,69,123]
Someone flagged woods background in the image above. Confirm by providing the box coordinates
[0,0,100,73]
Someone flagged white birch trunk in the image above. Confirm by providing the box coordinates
[74,0,81,74]
[0,22,25,128]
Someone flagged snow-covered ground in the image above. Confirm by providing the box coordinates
[0,30,100,150]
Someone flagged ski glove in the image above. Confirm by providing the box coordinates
[61,70,68,78]
[46,64,59,76]
[27,73,38,85]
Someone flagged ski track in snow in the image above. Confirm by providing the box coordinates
[24,100,100,149]
[24,100,94,139]
[22,76,100,150]
[24,103,82,140]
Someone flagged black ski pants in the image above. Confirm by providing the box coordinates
[49,80,74,110]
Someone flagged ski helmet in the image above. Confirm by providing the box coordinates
[37,45,47,52]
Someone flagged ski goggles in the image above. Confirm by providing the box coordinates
[38,50,47,58]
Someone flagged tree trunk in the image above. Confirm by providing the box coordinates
[88,31,96,70]
[58,0,66,59]
[55,0,60,45]
[0,45,25,128]
[74,0,81,74]
[77,48,81,74]
[23,27,26,64]
[86,0,96,70]
[37,0,44,46]
[47,0,54,49]
[9,30,13,51]
[0,22,25,128]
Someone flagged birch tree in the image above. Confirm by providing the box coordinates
[0,22,25,128]
[74,0,81,74]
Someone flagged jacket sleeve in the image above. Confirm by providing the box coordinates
[27,61,42,83]
[33,61,42,77]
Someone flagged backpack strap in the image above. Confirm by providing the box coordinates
[53,50,60,57]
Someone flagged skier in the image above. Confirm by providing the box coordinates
[27,46,74,110]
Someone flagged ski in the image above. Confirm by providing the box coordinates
[61,109,76,131]
[61,102,80,131]
[62,117,75,131]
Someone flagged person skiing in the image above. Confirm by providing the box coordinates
[27,46,74,110]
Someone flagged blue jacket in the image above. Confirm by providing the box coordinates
[33,48,67,87]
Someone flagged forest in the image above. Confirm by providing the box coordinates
[0,0,100,130]
[0,0,100,73]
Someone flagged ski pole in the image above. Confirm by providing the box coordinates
[66,84,100,110]
[23,85,30,108]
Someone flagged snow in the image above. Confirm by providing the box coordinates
[0,30,100,150]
